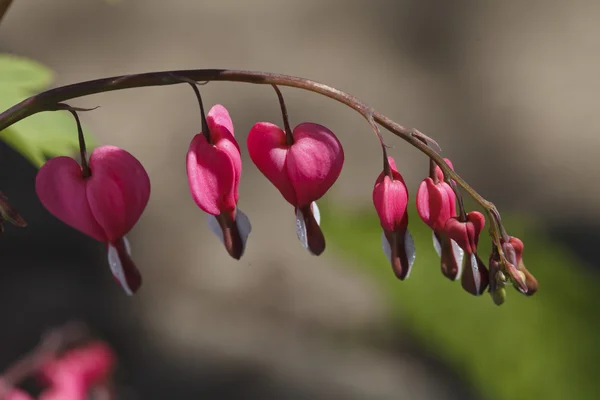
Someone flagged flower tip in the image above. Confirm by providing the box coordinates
[207,208,252,260]
[296,202,325,256]
[382,229,416,280]
[461,252,489,295]
[108,237,142,295]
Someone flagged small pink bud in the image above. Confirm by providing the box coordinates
[445,212,489,295]
[416,158,462,280]
[247,121,344,255]
[501,236,537,295]
[36,146,150,295]
[187,105,251,259]
[373,157,415,280]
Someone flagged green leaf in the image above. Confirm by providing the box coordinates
[0,54,53,91]
[324,203,600,400]
[0,55,93,167]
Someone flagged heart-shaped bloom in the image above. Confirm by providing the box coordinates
[36,146,150,295]
[416,158,463,280]
[373,157,415,280]
[187,104,251,259]
[247,121,343,255]
[445,211,489,295]
[38,341,115,400]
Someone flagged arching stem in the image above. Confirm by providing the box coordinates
[0,69,507,256]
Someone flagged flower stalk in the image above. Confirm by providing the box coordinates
[0,68,528,296]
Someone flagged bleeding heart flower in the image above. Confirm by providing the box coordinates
[247,121,343,255]
[445,211,489,295]
[2,389,33,400]
[36,146,150,295]
[39,341,115,400]
[416,158,464,280]
[373,156,415,280]
[187,104,251,259]
[501,236,537,295]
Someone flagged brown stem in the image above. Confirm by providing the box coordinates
[176,77,211,143]
[271,85,294,145]
[0,0,13,25]
[0,69,505,254]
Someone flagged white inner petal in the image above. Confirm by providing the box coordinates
[236,208,252,256]
[311,201,321,226]
[296,208,309,250]
[404,230,416,279]
[470,252,480,294]
[207,213,225,246]
[432,231,442,257]
[108,244,133,296]
[123,236,131,255]
[451,239,464,281]
[381,232,392,263]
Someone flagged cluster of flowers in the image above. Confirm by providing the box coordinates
[34,103,536,302]
[1,341,115,400]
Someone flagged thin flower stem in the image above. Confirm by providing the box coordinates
[271,85,294,145]
[0,69,506,254]
[176,76,211,143]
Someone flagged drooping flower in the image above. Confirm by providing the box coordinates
[36,146,150,295]
[38,341,115,400]
[186,104,251,259]
[444,211,489,295]
[416,158,464,280]
[247,121,343,255]
[501,236,537,295]
[373,156,415,280]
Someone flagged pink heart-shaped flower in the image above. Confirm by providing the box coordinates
[247,122,343,208]
[36,146,150,243]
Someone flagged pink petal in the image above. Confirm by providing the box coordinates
[207,105,242,202]
[3,389,34,400]
[286,123,344,207]
[247,122,297,205]
[435,157,454,181]
[187,134,237,215]
[86,146,150,242]
[36,156,107,242]
[373,175,409,233]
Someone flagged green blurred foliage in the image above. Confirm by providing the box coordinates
[323,203,599,400]
[0,54,93,167]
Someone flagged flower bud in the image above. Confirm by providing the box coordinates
[373,157,415,280]
[445,212,489,295]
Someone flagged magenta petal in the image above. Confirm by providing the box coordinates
[207,105,242,201]
[287,123,344,207]
[36,156,107,242]
[187,134,237,215]
[247,122,297,205]
[373,175,409,233]
[86,146,150,242]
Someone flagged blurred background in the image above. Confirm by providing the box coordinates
[0,0,599,399]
